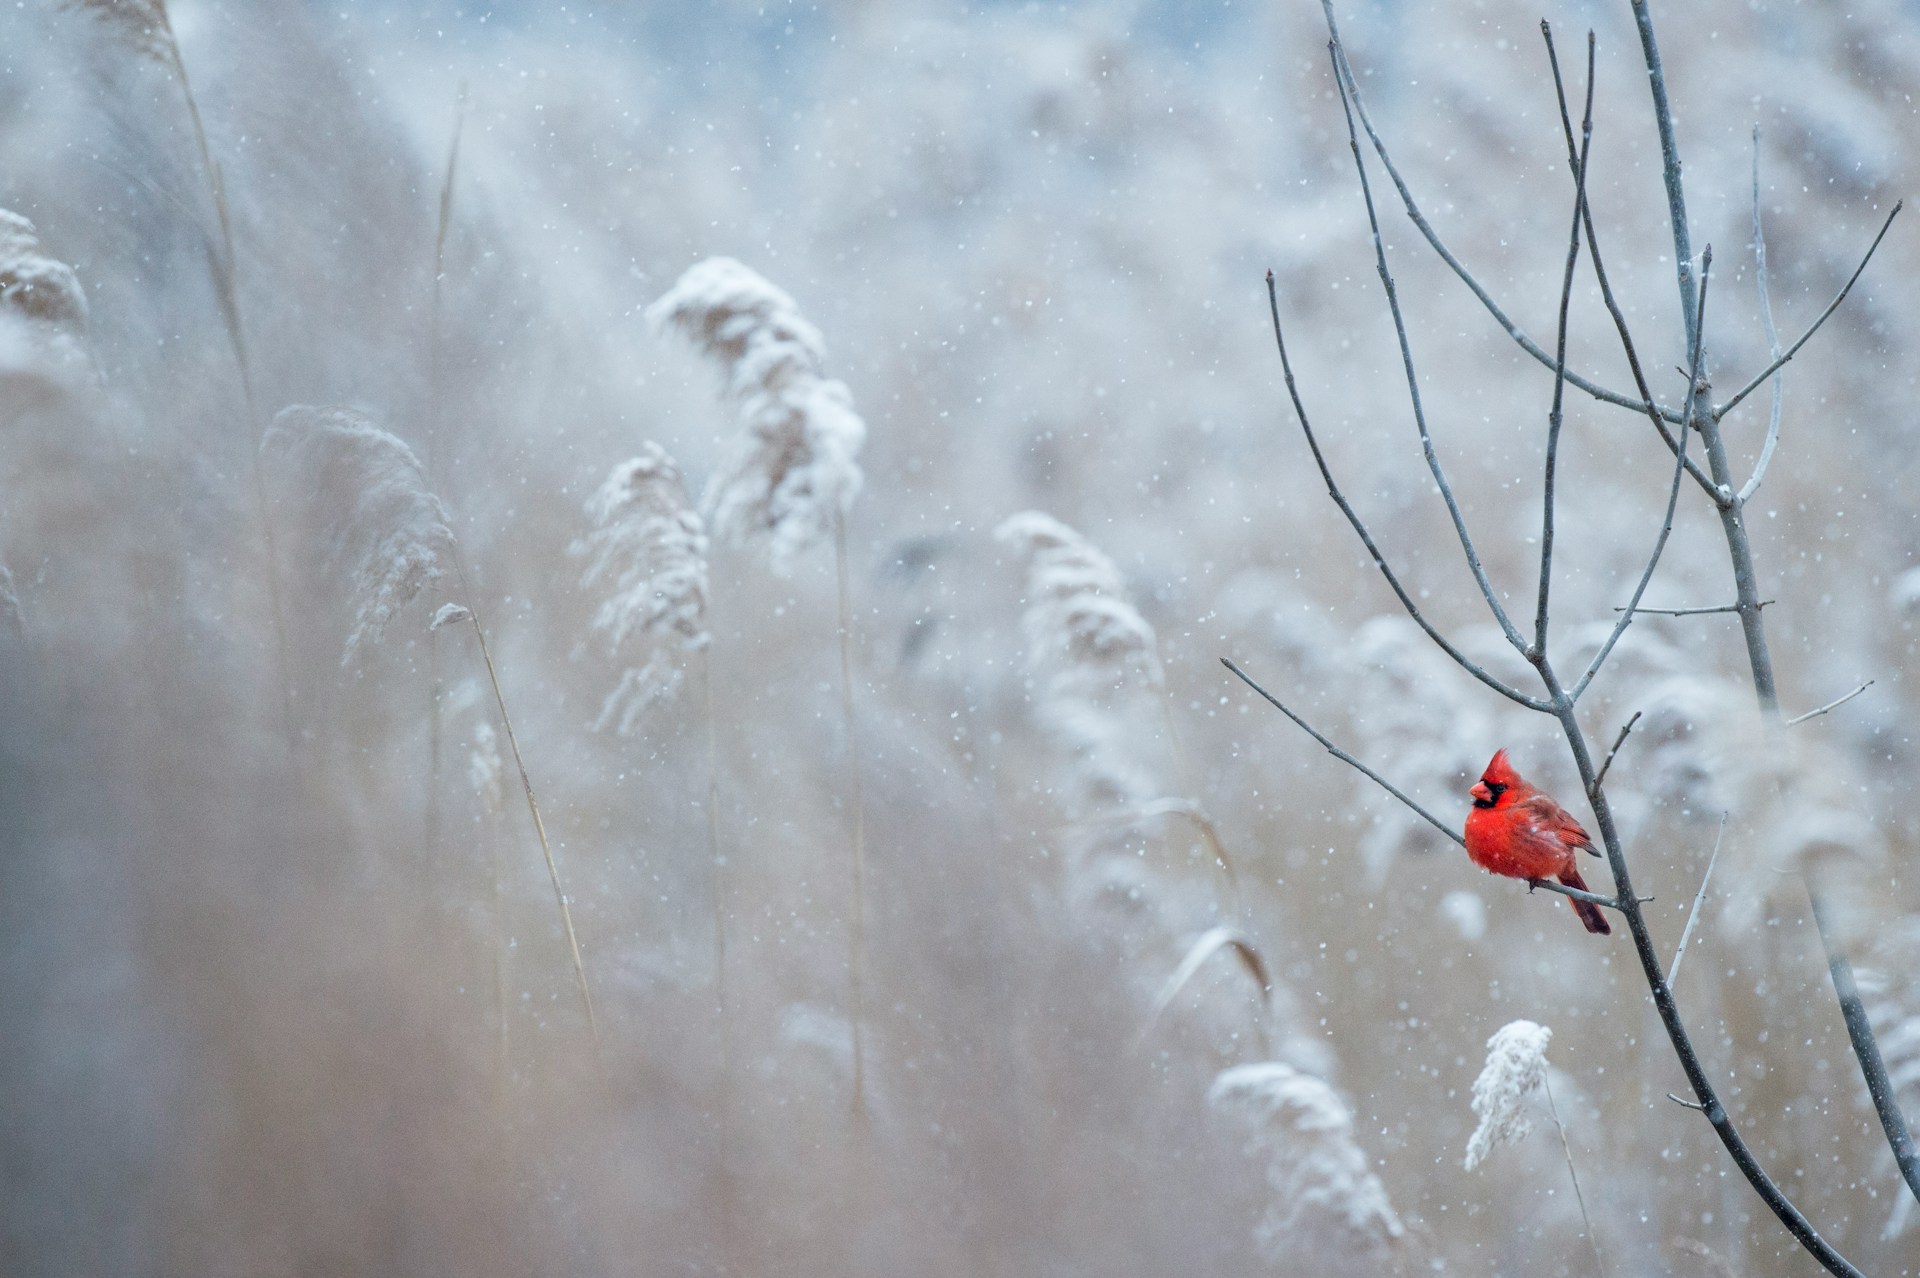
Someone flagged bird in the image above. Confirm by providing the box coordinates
[1464,749,1612,935]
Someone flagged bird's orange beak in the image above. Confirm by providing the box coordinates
[1469,780,1492,803]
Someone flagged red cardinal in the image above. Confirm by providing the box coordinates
[1464,749,1611,935]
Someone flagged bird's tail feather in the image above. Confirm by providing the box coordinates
[1559,866,1612,936]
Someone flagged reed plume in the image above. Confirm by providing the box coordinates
[1464,1019,1552,1170]
[651,255,871,1111]
[262,404,597,1041]
[571,443,711,735]
[0,210,87,333]
[647,256,864,571]
[996,510,1163,813]
[260,406,452,662]
[1209,1062,1404,1266]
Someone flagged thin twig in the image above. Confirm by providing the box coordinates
[1785,680,1874,727]
[452,554,599,1044]
[1221,658,1463,848]
[1667,1093,1708,1113]
[1667,813,1728,991]
[1592,711,1640,790]
[1527,877,1624,911]
[1532,28,1595,664]
[1543,1072,1608,1278]
[1538,23,1718,497]
[1327,41,1531,659]
[835,511,869,1119]
[1737,128,1784,505]
[1612,601,1770,617]
[1567,256,1708,704]
[1714,201,1903,421]
[1318,2,1681,423]
[1264,274,1545,711]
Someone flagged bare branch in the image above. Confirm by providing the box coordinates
[1737,129,1785,505]
[1592,710,1641,790]
[1667,1093,1709,1113]
[1326,42,1530,659]
[1221,657,1467,848]
[1785,680,1874,727]
[1539,22,1717,500]
[1667,813,1728,991]
[1612,601,1771,617]
[1532,28,1596,663]
[1806,889,1920,1209]
[1526,876,1621,911]
[1714,201,1903,421]
[1318,2,1680,423]
[1265,274,1547,711]
[1610,8,1862,1269]
[1568,251,1709,703]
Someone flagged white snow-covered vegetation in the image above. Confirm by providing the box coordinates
[1,2,1916,1275]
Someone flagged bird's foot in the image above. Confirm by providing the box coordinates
[1526,877,1543,894]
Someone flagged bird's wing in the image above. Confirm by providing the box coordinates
[1518,792,1595,852]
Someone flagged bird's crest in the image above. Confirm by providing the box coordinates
[1480,748,1520,786]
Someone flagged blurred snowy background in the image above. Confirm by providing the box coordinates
[1,0,1918,1273]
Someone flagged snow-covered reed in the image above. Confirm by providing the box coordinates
[648,257,864,571]
[1464,1019,1552,1170]
[0,210,86,333]
[1209,1062,1404,1265]
[997,510,1163,812]
[571,443,711,735]
[61,0,177,65]
[261,405,453,662]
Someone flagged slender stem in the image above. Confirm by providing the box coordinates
[1539,23,1718,498]
[1666,813,1727,991]
[423,89,465,866]
[1785,680,1873,727]
[1543,1072,1607,1278]
[1808,891,1920,1206]
[1714,202,1902,422]
[1264,275,1545,711]
[1318,2,1681,424]
[454,555,598,1043]
[1737,129,1784,505]
[1223,658,1461,849]
[427,84,467,485]
[1533,28,1595,662]
[1592,711,1640,790]
[834,512,868,1118]
[1328,42,1529,658]
[1568,259,1705,705]
[142,10,300,756]
[702,646,739,1274]
[1613,601,1767,617]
